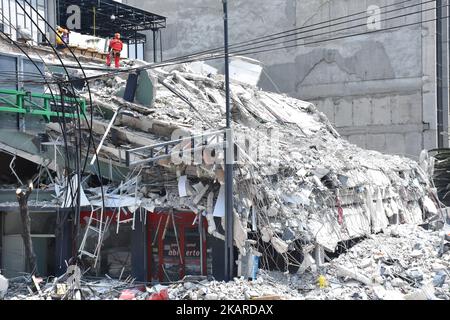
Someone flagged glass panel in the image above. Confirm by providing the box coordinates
[150,243,159,281]
[128,44,136,60]
[30,212,56,234]
[3,211,56,235]
[2,0,11,36]
[0,54,17,90]
[137,43,144,60]
[22,58,44,93]
[10,0,17,40]
[184,229,202,276]
[161,230,181,282]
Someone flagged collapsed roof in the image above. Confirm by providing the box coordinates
[41,57,440,271]
[0,31,439,271]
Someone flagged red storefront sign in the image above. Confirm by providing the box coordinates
[147,212,208,282]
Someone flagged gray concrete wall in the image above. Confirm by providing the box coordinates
[125,0,440,159]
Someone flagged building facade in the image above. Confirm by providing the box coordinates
[0,0,53,43]
[126,0,450,159]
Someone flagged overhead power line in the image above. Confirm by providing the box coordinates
[50,0,422,75]
[159,0,428,65]
[51,1,445,84]
[158,11,449,69]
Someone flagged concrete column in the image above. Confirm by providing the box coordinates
[437,0,450,148]
[131,210,147,282]
[443,0,450,147]
[422,0,439,150]
[46,0,57,45]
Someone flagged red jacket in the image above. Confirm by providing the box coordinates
[109,38,123,52]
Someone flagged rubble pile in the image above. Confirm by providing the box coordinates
[71,61,440,270]
[3,224,448,300]
[168,224,450,300]
[322,224,450,300]
[2,273,297,300]
[0,29,447,300]
[4,275,144,300]
[166,275,302,300]
[274,224,449,300]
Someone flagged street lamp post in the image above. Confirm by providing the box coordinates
[222,0,234,282]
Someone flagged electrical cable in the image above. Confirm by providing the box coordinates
[152,3,450,70]
[44,0,439,84]
[0,18,79,258]
[44,2,446,86]
[12,2,443,87]
[0,15,73,189]
[7,0,107,262]
[152,0,426,65]
[23,1,106,213]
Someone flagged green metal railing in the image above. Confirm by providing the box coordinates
[0,89,86,121]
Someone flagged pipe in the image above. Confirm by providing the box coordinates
[90,106,122,166]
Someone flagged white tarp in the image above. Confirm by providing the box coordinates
[90,194,141,212]
[178,175,189,197]
[213,185,225,217]
[62,176,91,208]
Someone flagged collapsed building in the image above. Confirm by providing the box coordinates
[0,24,445,291]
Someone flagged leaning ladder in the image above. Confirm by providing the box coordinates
[78,206,111,267]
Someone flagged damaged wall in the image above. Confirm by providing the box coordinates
[125,0,441,158]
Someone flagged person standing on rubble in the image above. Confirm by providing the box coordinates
[56,26,69,50]
[106,33,123,68]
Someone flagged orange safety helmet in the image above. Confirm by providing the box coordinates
[114,33,121,39]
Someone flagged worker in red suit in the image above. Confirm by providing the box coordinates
[106,33,123,68]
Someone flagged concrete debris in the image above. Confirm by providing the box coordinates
[271,237,289,254]
[404,283,438,300]
[2,49,444,300]
[0,274,8,299]
[3,222,449,300]
[152,224,449,300]
[60,62,438,260]
[55,59,445,280]
[334,265,372,286]
[303,224,450,300]
[433,271,447,287]
[229,56,263,86]
[165,274,302,300]
[3,273,143,300]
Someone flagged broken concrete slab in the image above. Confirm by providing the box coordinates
[0,275,8,299]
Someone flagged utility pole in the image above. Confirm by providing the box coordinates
[436,0,450,148]
[223,0,234,282]
[152,29,157,62]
